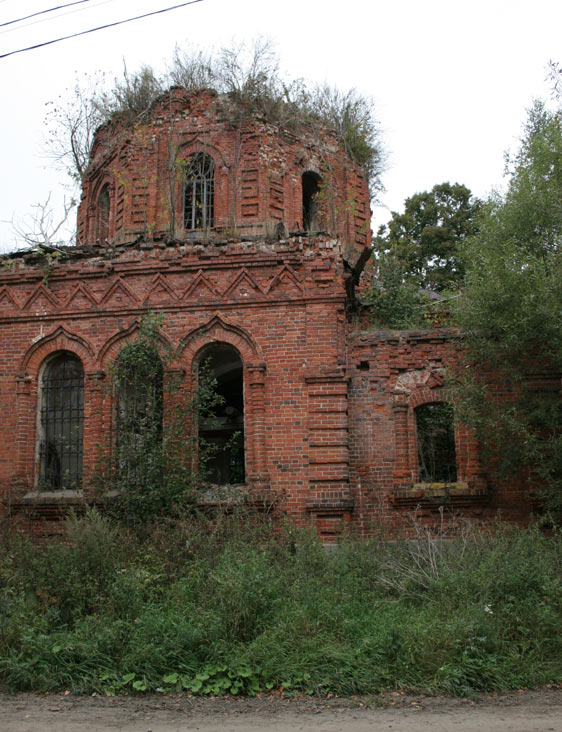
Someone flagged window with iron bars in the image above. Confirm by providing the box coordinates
[183,153,214,230]
[39,353,84,489]
[415,401,457,483]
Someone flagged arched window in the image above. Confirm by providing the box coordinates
[183,153,214,230]
[415,402,457,483]
[96,184,110,241]
[39,353,84,489]
[198,344,244,485]
[116,346,163,488]
[302,170,321,232]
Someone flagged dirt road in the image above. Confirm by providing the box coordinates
[2,688,562,732]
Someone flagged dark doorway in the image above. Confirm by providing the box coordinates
[302,171,321,232]
[198,344,245,485]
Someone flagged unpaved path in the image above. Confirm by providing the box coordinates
[2,688,562,732]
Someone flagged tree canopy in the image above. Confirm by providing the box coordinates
[366,182,480,329]
[453,100,562,513]
[374,182,482,293]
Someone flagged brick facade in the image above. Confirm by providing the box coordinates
[0,89,531,538]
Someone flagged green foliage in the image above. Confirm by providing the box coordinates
[374,182,482,292]
[364,254,423,328]
[96,313,229,525]
[1,511,562,696]
[365,254,450,329]
[453,102,562,514]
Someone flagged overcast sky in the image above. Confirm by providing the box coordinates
[0,0,560,252]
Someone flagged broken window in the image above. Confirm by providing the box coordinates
[116,347,163,489]
[198,344,245,485]
[415,402,457,483]
[96,184,110,241]
[302,170,321,232]
[39,353,84,489]
[183,153,214,230]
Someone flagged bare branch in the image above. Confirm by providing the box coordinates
[6,193,76,249]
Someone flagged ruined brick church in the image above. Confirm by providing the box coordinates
[0,88,530,538]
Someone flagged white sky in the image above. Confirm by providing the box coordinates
[0,0,560,252]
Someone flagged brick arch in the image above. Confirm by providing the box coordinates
[178,140,226,168]
[21,325,95,375]
[15,327,94,493]
[175,144,226,234]
[300,163,323,178]
[392,367,445,396]
[91,174,114,201]
[410,386,452,409]
[179,315,268,485]
[178,314,263,369]
[98,318,174,369]
[391,368,454,482]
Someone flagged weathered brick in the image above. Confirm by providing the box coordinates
[0,89,530,539]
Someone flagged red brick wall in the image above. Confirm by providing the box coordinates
[77,88,371,254]
[0,90,531,539]
[0,235,353,534]
[347,327,532,535]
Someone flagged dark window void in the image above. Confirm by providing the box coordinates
[415,402,457,483]
[96,184,110,241]
[40,353,84,489]
[198,344,245,485]
[183,153,214,230]
[302,171,321,232]
[116,348,163,488]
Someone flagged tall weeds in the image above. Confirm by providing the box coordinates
[1,511,561,696]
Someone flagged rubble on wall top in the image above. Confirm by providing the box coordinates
[0,232,341,273]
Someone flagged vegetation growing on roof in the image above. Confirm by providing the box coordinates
[45,40,384,194]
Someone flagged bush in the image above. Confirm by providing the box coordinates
[1,512,561,696]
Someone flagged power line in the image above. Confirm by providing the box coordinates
[0,0,117,37]
[0,0,204,59]
[1,0,93,29]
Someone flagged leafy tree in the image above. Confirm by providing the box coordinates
[374,182,482,292]
[364,254,423,329]
[454,101,562,514]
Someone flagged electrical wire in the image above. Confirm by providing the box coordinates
[0,0,117,36]
[1,0,93,28]
[0,0,204,59]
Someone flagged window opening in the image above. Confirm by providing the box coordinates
[96,184,110,241]
[116,348,163,489]
[415,402,457,483]
[39,353,84,489]
[198,344,244,485]
[183,153,214,230]
[302,171,321,232]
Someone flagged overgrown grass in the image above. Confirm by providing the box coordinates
[1,509,561,696]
